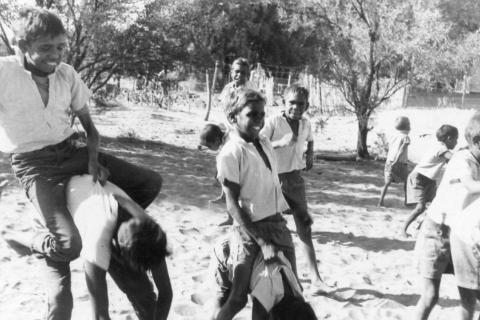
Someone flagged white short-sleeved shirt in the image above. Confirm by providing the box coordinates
[216,132,289,222]
[0,53,91,153]
[426,149,480,226]
[414,141,450,180]
[66,175,130,270]
[261,113,313,173]
[386,131,410,163]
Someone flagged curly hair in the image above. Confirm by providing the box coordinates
[284,84,309,101]
[224,88,265,124]
[199,123,224,146]
[394,116,410,131]
[117,217,169,272]
[436,124,458,142]
[13,7,66,44]
[269,295,317,320]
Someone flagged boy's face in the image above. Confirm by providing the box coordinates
[201,138,222,151]
[445,135,458,150]
[231,64,248,86]
[284,92,308,120]
[21,34,67,73]
[235,101,265,141]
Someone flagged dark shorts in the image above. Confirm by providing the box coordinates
[450,232,480,290]
[384,161,409,183]
[279,170,310,223]
[406,171,436,205]
[416,217,453,279]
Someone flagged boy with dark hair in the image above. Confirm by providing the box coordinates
[414,114,480,320]
[215,88,297,320]
[66,175,172,320]
[378,116,411,207]
[210,237,317,320]
[1,7,162,320]
[261,84,328,293]
[403,124,458,237]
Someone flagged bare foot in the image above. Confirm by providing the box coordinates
[1,230,32,256]
[218,216,233,226]
[209,196,225,204]
[309,278,334,296]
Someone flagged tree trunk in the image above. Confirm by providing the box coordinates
[356,113,370,159]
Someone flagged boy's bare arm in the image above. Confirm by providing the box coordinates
[222,179,276,259]
[84,261,110,320]
[271,133,297,149]
[151,258,173,320]
[75,106,109,184]
[113,194,146,219]
[305,140,314,170]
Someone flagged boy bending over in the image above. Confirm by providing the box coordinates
[210,237,317,320]
[67,175,172,320]
[1,8,162,319]
[414,114,480,320]
[215,89,297,320]
[261,84,328,293]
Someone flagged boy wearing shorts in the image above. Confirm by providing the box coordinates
[403,125,458,237]
[261,84,328,293]
[214,89,296,320]
[414,114,480,320]
[1,8,162,319]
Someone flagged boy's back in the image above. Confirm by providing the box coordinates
[413,141,450,181]
[386,130,410,163]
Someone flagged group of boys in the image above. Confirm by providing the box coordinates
[380,114,480,319]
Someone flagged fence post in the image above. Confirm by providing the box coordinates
[205,61,219,121]
[462,74,467,108]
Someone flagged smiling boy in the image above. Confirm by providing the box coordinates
[0,8,162,320]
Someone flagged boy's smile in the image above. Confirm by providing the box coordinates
[22,34,67,74]
[285,92,308,120]
[235,101,265,142]
[231,64,248,86]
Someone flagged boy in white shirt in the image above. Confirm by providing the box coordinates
[414,113,480,320]
[403,124,458,237]
[214,89,296,320]
[261,85,327,293]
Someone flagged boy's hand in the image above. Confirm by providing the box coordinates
[305,152,314,170]
[88,160,110,185]
[276,133,297,148]
[260,242,277,261]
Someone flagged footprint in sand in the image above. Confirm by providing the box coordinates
[191,292,209,305]
[179,227,201,236]
[173,304,197,316]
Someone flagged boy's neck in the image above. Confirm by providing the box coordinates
[236,130,256,143]
[24,57,53,77]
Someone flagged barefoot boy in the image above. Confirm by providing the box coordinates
[378,116,411,207]
[67,175,172,320]
[215,89,296,320]
[261,84,328,292]
[403,125,458,237]
[1,8,162,319]
[414,114,480,320]
[210,237,317,320]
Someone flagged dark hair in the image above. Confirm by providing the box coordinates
[224,88,265,123]
[199,124,224,145]
[269,295,317,320]
[284,84,309,101]
[117,217,169,272]
[13,7,66,44]
[465,111,480,146]
[394,116,410,131]
[436,124,458,142]
[232,57,249,69]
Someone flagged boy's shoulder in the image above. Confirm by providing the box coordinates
[0,55,22,73]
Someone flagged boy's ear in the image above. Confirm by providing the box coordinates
[17,39,28,53]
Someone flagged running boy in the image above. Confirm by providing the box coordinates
[0,8,162,320]
[215,89,296,320]
[378,116,411,207]
[199,123,233,225]
[414,114,480,320]
[403,125,458,237]
[209,237,317,320]
[261,84,328,293]
[67,175,172,320]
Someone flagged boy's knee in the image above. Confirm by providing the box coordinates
[146,171,163,195]
[56,233,82,261]
[423,290,439,306]
[228,295,248,312]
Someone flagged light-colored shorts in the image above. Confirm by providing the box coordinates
[450,232,480,290]
[406,171,436,205]
[416,217,453,279]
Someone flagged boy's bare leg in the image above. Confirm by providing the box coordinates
[378,181,391,207]
[458,287,479,320]
[414,278,441,320]
[403,202,426,237]
[210,189,226,204]
[215,263,251,320]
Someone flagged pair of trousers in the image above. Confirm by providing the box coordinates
[11,137,162,320]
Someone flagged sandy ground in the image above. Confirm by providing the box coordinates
[0,100,479,320]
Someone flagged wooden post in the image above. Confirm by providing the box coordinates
[204,61,219,121]
[287,71,292,87]
[462,74,467,108]
[205,70,211,120]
